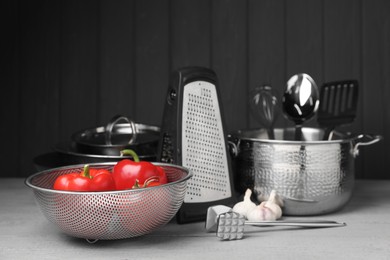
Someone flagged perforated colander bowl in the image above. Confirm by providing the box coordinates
[25,162,191,241]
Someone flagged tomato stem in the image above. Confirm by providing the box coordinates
[120,149,140,162]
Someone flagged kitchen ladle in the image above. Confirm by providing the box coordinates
[249,85,280,139]
[282,73,319,140]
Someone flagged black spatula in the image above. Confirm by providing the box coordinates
[317,80,359,140]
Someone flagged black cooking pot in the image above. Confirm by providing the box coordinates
[34,115,160,171]
[71,115,160,156]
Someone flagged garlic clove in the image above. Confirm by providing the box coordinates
[258,189,284,207]
[267,190,284,207]
[246,190,284,221]
[232,189,256,218]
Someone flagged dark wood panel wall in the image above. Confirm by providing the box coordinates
[2,0,389,179]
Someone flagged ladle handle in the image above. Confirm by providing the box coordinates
[267,128,275,140]
[294,124,303,141]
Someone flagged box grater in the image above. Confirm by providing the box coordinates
[157,66,236,223]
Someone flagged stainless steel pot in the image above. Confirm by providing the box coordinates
[34,116,160,171]
[228,127,382,215]
[71,115,160,156]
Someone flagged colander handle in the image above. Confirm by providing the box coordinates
[352,134,383,157]
[105,115,137,145]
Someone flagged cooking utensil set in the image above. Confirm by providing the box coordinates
[250,76,359,140]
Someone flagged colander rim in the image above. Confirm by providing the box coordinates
[25,162,192,195]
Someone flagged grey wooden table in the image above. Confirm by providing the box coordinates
[1,178,389,260]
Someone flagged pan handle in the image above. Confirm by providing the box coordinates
[105,115,137,145]
[352,134,383,157]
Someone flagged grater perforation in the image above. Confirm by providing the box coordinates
[158,67,236,223]
[182,80,231,202]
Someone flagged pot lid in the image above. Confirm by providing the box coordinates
[71,115,160,156]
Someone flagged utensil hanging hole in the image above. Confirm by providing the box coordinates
[168,88,177,104]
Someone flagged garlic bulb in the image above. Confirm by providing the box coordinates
[247,190,283,221]
[265,190,283,219]
[257,189,284,207]
[247,202,277,221]
[232,189,256,218]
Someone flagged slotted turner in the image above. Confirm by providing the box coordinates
[318,80,359,140]
[206,206,346,240]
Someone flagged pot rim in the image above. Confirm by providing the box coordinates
[228,127,379,145]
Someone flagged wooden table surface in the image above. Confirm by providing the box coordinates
[1,178,390,260]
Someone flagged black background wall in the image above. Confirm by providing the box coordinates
[2,0,389,179]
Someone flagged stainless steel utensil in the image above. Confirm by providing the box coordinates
[282,74,319,140]
[205,206,346,240]
[249,85,280,139]
[157,67,236,223]
[228,127,382,215]
[317,80,359,140]
[25,162,192,241]
[71,115,160,156]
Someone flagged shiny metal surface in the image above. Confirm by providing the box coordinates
[72,120,160,156]
[248,85,280,139]
[282,74,319,140]
[25,163,192,240]
[318,80,359,140]
[213,210,345,240]
[228,127,382,215]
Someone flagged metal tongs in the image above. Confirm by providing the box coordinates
[205,205,346,240]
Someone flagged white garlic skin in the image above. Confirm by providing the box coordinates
[247,202,278,221]
[257,189,284,207]
[232,189,256,218]
[247,189,283,221]
[267,190,284,207]
[264,200,282,219]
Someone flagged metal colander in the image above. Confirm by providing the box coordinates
[25,162,192,241]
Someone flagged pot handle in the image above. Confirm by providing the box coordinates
[105,115,137,145]
[227,138,240,158]
[352,134,383,157]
